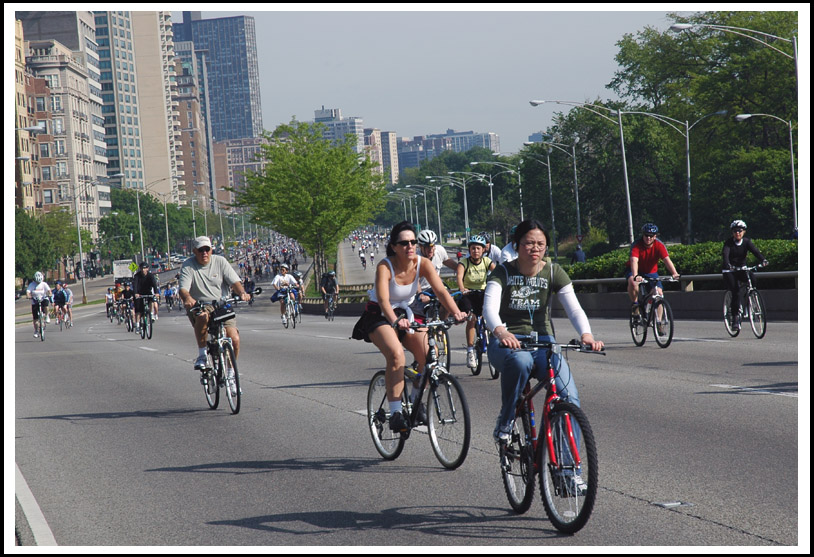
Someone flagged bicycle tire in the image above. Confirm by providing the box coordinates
[501,409,536,513]
[59,314,63,332]
[722,291,740,337]
[140,315,147,339]
[367,370,405,460]
[203,352,220,409]
[427,373,471,469]
[747,290,767,339]
[146,312,153,340]
[39,312,46,341]
[539,401,598,534]
[629,308,647,346]
[223,342,240,414]
[652,298,674,348]
[291,302,297,329]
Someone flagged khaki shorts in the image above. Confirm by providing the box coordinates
[187,304,237,330]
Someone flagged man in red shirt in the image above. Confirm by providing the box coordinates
[625,223,680,309]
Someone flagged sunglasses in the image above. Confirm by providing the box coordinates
[395,239,418,246]
[198,246,211,252]
[643,234,656,239]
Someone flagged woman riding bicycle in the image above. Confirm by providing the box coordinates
[352,221,466,434]
[722,220,768,328]
[456,234,496,369]
[484,220,603,442]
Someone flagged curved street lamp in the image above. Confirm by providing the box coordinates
[735,113,798,231]
[538,137,583,242]
[520,147,558,261]
[406,184,443,240]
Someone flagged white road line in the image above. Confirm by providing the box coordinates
[673,337,730,343]
[139,346,158,352]
[15,463,58,546]
[710,384,798,398]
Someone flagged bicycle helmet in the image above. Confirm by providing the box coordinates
[467,234,487,247]
[34,271,44,283]
[730,219,747,230]
[417,229,437,246]
[641,223,659,235]
[480,232,491,243]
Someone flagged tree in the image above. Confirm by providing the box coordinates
[238,120,386,277]
[15,208,54,282]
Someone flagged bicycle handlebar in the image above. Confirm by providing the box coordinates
[635,274,679,282]
[514,335,606,355]
[724,264,767,273]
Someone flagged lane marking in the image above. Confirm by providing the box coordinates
[15,463,58,546]
[139,346,158,352]
[673,337,729,343]
[710,384,797,398]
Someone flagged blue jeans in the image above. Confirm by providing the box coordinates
[488,335,581,435]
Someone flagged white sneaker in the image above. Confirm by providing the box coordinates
[46,315,51,324]
[33,333,39,338]
[466,349,477,368]
[281,316,287,325]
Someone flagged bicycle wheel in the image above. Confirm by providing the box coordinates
[629,309,647,346]
[146,312,153,340]
[140,315,147,339]
[427,373,471,469]
[39,313,46,342]
[367,370,405,460]
[291,302,297,329]
[59,314,63,331]
[652,299,674,348]
[203,353,220,409]
[501,409,536,513]
[222,342,240,414]
[722,291,740,337]
[747,290,767,339]
[539,401,598,534]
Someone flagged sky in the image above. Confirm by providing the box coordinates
[172,7,689,153]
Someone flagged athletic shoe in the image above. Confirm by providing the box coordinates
[389,411,409,433]
[33,333,39,338]
[194,355,208,370]
[46,315,51,324]
[560,474,588,497]
[466,349,477,369]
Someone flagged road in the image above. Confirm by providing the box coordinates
[14,297,800,547]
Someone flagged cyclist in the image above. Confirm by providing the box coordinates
[499,225,519,263]
[625,223,680,313]
[26,271,52,338]
[132,262,160,330]
[484,220,603,447]
[105,288,115,318]
[722,220,768,329]
[320,270,339,318]
[120,282,136,326]
[62,283,74,326]
[163,284,174,310]
[351,221,467,434]
[270,263,299,327]
[457,235,497,369]
[179,236,250,372]
[482,232,502,263]
[52,282,68,325]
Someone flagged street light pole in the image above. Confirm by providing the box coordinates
[520,148,559,261]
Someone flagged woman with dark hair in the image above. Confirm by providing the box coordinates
[352,221,466,433]
[484,220,603,443]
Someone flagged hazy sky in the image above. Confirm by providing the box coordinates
[174,8,688,153]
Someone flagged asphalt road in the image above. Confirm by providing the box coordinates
[14,299,800,547]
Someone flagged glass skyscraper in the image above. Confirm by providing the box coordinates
[172,12,263,142]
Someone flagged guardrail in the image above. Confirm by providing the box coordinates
[572,271,797,292]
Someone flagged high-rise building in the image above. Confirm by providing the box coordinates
[172,12,263,142]
[380,131,399,186]
[173,55,210,210]
[313,106,364,154]
[132,11,181,203]
[18,10,110,238]
[15,20,36,214]
[93,11,146,192]
[364,128,383,175]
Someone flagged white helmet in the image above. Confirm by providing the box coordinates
[417,229,438,246]
[730,219,747,230]
[34,271,44,283]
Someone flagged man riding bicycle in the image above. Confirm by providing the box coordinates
[26,271,52,338]
[270,263,299,326]
[722,220,768,329]
[457,234,496,369]
[320,270,339,318]
[132,262,160,330]
[625,223,680,313]
[52,282,69,325]
[179,236,250,372]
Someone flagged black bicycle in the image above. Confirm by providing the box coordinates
[723,265,767,338]
[137,294,157,340]
[498,337,603,534]
[193,288,261,414]
[326,293,337,321]
[420,291,452,371]
[367,317,471,469]
[629,275,677,348]
[32,296,48,342]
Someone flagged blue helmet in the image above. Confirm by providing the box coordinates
[641,223,659,235]
[467,234,487,247]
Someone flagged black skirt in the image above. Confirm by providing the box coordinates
[351,302,415,343]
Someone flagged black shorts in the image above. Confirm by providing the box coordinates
[30,300,49,320]
[351,302,424,343]
[457,290,485,316]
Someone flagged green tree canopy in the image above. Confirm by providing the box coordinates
[237,120,386,276]
[15,208,54,282]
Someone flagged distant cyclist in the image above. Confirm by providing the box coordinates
[26,271,52,338]
[722,220,768,328]
[52,282,69,325]
[320,270,339,318]
[625,223,679,312]
[270,263,299,327]
[456,235,496,369]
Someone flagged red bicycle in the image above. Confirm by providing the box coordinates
[498,337,603,534]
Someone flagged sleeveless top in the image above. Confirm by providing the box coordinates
[369,256,423,321]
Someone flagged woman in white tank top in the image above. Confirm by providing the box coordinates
[353,222,466,433]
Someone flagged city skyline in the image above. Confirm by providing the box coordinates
[175,9,697,152]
